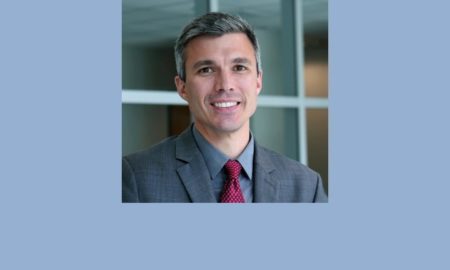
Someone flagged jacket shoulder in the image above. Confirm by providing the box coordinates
[123,135,178,172]
[255,144,327,202]
[256,145,320,180]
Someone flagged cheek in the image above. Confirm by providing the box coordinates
[185,83,206,106]
[246,87,259,114]
[240,77,259,91]
[243,80,260,99]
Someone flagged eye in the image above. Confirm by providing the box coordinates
[198,67,213,74]
[233,65,248,72]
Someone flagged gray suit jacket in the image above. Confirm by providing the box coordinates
[122,127,328,203]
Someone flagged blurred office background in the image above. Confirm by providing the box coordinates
[122,0,328,194]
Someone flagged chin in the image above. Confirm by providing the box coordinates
[212,122,245,134]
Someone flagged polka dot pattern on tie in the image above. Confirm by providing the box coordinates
[220,160,245,203]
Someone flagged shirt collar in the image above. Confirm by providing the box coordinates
[192,125,254,180]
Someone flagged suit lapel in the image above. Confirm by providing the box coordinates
[253,144,279,202]
[175,127,216,202]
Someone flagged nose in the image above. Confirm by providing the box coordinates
[215,70,234,92]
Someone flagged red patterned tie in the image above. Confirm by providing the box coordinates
[220,160,245,203]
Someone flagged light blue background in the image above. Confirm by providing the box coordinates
[1,0,449,269]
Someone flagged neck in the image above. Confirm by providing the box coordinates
[195,124,250,159]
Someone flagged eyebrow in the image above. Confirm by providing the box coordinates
[192,57,253,70]
[232,57,251,65]
[192,60,214,70]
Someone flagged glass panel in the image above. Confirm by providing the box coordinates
[122,104,190,156]
[303,0,328,97]
[251,107,298,160]
[122,0,196,90]
[306,108,328,194]
[304,47,328,97]
[122,46,178,90]
[220,0,297,96]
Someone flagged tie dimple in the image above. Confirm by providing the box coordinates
[220,160,245,203]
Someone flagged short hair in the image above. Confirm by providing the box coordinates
[174,12,262,81]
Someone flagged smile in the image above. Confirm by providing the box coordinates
[212,101,240,108]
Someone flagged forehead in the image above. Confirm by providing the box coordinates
[184,33,255,64]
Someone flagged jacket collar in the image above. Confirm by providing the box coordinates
[175,127,216,202]
[252,144,279,202]
[175,126,279,203]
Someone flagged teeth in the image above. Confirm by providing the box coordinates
[213,102,238,108]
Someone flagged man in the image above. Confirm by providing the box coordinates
[122,12,327,203]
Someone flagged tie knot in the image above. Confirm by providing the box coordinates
[224,160,242,179]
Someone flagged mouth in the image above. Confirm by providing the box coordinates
[211,101,240,108]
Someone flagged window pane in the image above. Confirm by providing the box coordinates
[251,107,298,160]
[304,48,328,97]
[303,0,328,97]
[306,108,328,194]
[122,0,196,90]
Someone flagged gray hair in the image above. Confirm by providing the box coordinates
[174,12,262,81]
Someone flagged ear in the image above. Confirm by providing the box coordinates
[256,71,263,95]
[175,75,188,101]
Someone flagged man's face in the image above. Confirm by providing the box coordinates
[175,33,262,136]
